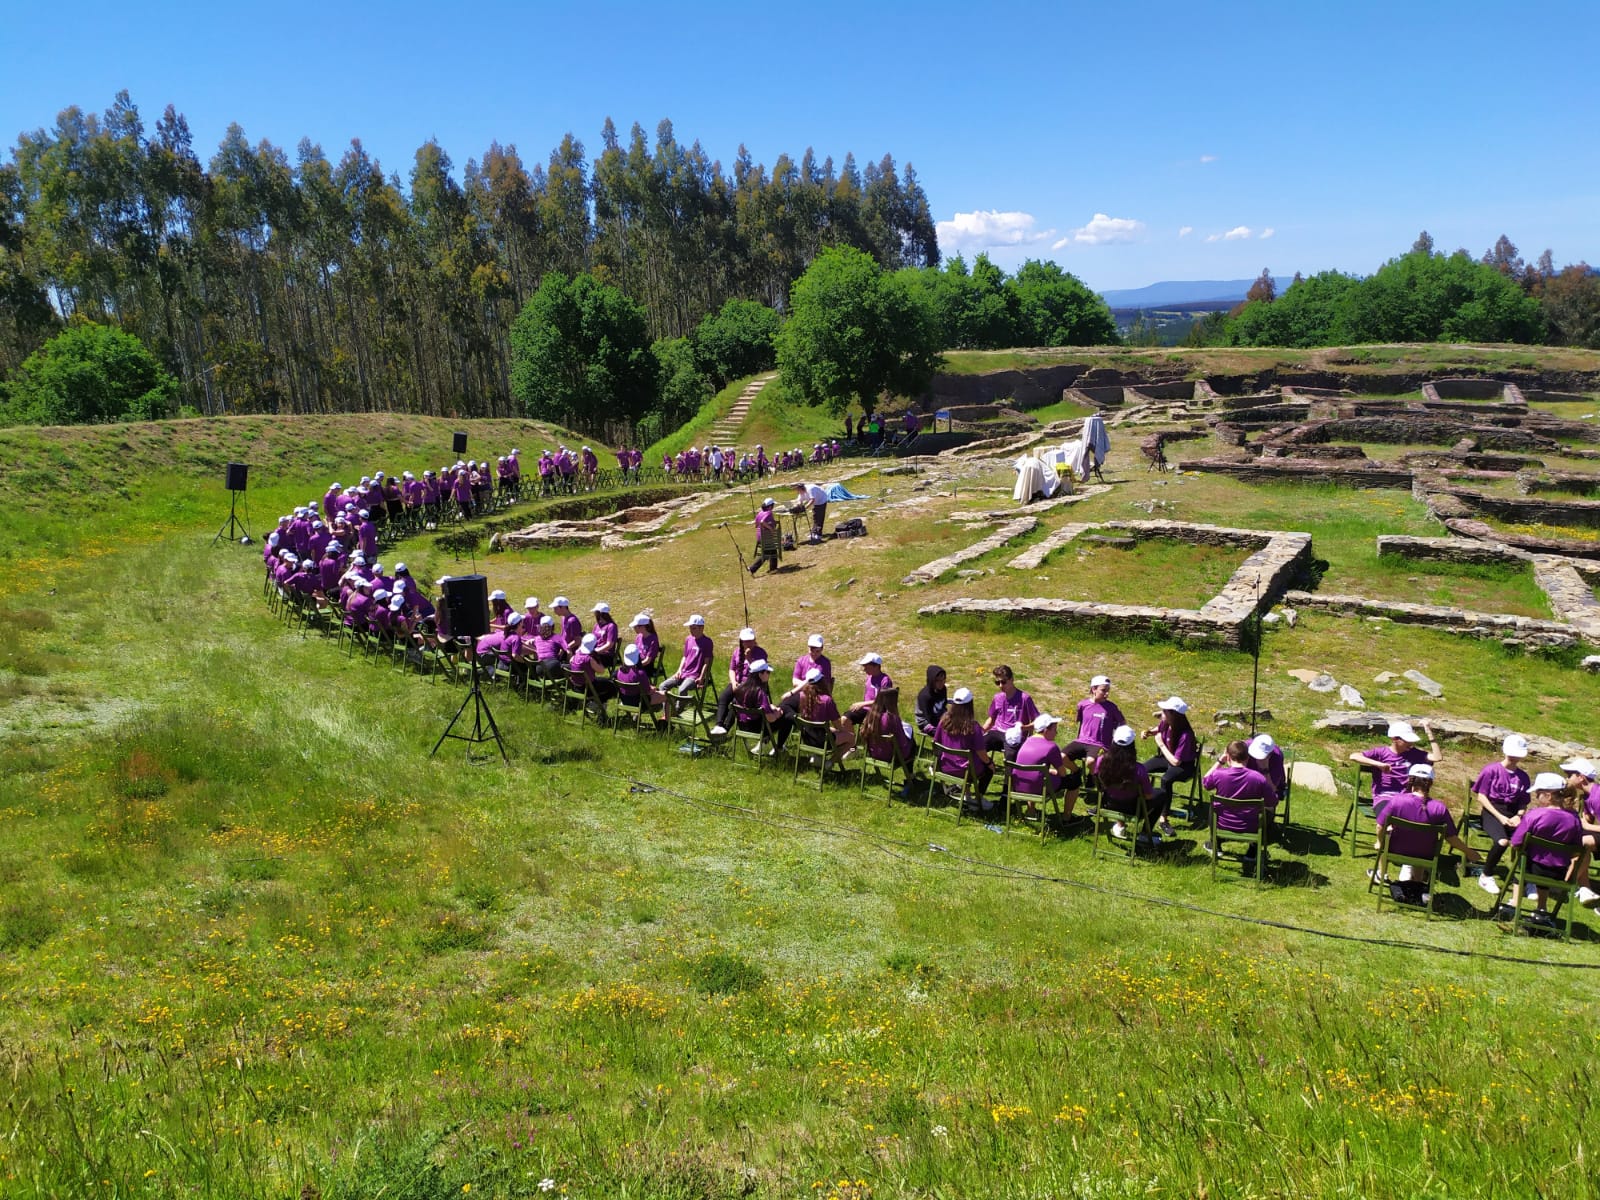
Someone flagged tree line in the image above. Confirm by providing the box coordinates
[1190,233,1600,350]
[0,91,939,419]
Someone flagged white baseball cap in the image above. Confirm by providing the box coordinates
[1387,721,1420,743]
[807,634,825,649]
[748,659,772,675]
[631,612,651,627]
[622,646,640,666]
[1561,757,1598,779]
[804,667,825,684]
[593,602,610,614]
[506,612,524,627]
[1502,734,1529,758]
[1157,696,1188,713]
[525,597,540,609]
[951,687,974,704]
[539,615,554,627]
[1090,675,1111,688]
[580,633,596,651]
[858,653,882,666]
[1032,713,1060,731]
[1248,733,1276,760]
[1532,772,1568,792]
[1112,724,1136,746]
[490,589,506,601]
[553,596,570,608]
[686,614,705,627]
[1407,762,1434,780]
[739,627,756,641]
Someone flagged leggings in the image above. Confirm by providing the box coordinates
[1143,755,1196,819]
[1481,808,1521,872]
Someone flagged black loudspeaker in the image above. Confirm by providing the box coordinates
[440,574,489,640]
[452,431,468,455]
[225,462,249,492]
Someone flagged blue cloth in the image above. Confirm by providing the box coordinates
[824,483,867,502]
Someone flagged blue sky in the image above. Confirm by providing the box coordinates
[3,0,1595,291]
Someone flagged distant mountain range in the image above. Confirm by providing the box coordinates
[1098,278,1292,309]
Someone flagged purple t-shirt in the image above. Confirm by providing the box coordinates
[677,634,713,682]
[1075,698,1126,748]
[861,669,892,704]
[634,630,660,667]
[1472,762,1530,815]
[1012,736,1063,795]
[730,643,769,686]
[591,618,619,656]
[793,651,833,684]
[1157,718,1198,765]
[865,710,913,764]
[1252,746,1287,803]
[934,725,986,778]
[1375,791,1456,859]
[1363,745,1429,796]
[530,633,564,662]
[1202,763,1275,832]
[1586,783,1600,825]
[559,613,583,650]
[987,689,1040,733]
[1511,806,1582,873]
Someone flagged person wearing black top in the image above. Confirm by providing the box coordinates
[915,665,948,738]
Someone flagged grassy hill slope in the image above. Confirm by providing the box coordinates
[3,403,1600,1196]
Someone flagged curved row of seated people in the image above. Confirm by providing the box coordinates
[1352,724,1600,921]
[661,442,842,480]
[262,529,1600,915]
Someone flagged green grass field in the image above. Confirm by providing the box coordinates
[7,387,1600,1198]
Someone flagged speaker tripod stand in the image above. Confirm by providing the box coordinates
[431,649,508,762]
[212,490,251,546]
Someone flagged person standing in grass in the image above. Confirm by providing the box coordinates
[1469,734,1532,899]
[794,480,829,542]
[1373,763,1479,905]
[1143,697,1198,838]
[1350,720,1440,799]
[1501,773,1588,926]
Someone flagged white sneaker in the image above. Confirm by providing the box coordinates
[1478,874,1502,895]
[1398,865,1414,883]
[1111,821,1128,840]
[709,725,728,737]
[1579,886,1600,909]
[1525,885,1538,904]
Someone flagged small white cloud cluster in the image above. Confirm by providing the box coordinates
[936,210,1056,252]
[1051,213,1146,250]
[1203,225,1275,243]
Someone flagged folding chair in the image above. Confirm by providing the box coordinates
[1208,796,1268,886]
[1003,759,1061,838]
[563,667,605,727]
[918,740,980,824]
[665,681,715,754]
[1279,755,1296,825]
[1507,836,1582,941]
[1370,816,1445,919]
[729,702,776,768]
[856,732,913,805]
[1339,766,1379,859]
[610,679,654,737]
[789,717,840,790]
[1091,790,1150,861]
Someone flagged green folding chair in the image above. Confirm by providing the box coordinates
[1003,759,1061,838]
[1507,836,1582,942]
[1339,766,1379,859]
[1207,796,1268,886]
[1370,815,1445,919]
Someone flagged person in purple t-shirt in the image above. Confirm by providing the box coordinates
[1013,713,1068,817]
[662,614,714,709]
[931,687,992,811]
[1202,740,1278,868]
[1471,734,1532,898]
[983,664,1039,760]
[790,634,834,695]
[1142,696,1199,838]
[1350,719,1440,798]
[589,602,619,668]
[1373,763,1479,905]
[1560,757,1600,908]
[1504,773,1588,926]
[1095,725,1156,842]
[845,653,891,727]
[1062,674,1126,816]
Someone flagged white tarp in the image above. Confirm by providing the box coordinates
[1083,413,1110,468]
[1014,453,1065,503]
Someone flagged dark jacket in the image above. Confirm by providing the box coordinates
[915,665,948,736]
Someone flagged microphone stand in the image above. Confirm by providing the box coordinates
[722,522,751,629]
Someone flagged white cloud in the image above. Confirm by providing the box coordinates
[936,210,1055,252]
[1259,227,1276,240]
[1206,225,1253,242]
[1178,225,1193,238]
[1199,154,1218,164]
[1066,212,1146,245]
[1051,237,1071,250]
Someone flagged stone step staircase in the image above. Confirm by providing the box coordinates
[705,372,776,446]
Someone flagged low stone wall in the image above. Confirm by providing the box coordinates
[924,522,1311,648]
[1280,589,1579,648]
[1065,385,1126,409]
[1375,535,1531,565]
[1124,380,1195,403]
[1216,403,1313,426]
[1426,484,1600,530]
[1399,451,1540,472]
[949,484,1109,524]
[1530,557,1600,639]
[902,515,1039,584]
[1424,378,1510,402]
[1178,457,1415,489]
[1521,471,1600,497]
[921,364,1086,409]
[1440,516,1600,560]
[1258,443,1368,460]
